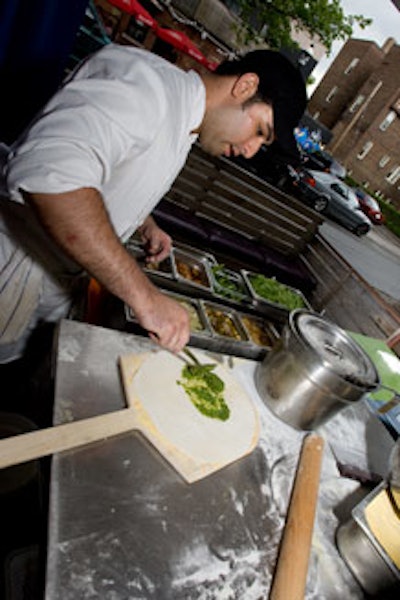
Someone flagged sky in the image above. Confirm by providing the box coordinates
[308,0,400,95]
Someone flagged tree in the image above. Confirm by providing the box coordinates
[235,0,372,54]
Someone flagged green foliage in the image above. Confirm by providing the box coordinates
[248,274,306,309]
[381,202,400,238]
[236,0,372,54]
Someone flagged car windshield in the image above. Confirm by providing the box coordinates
[332,182,359,208]
[347,190,361,209]
[364,195,380,210]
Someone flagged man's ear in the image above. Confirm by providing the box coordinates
[231,73,259,102]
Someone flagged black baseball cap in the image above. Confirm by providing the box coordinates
[216,50,307,161]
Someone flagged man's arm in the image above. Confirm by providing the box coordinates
[25,187,190,353]
[137,215,172,264]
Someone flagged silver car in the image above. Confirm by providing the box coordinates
[309,170,371,236]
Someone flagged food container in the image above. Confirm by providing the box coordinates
[124,292,210,337]
[171,248,213,291]
[255,310,380,430]
[209,264,252,304]
[238,314,280,349]
[242,270,311,313]
[162,291,210,335]
[125,241,174,278]
[336,482,400,596]
[201,301,249,342]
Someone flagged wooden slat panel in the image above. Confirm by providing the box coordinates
[199,195,308,246]
[215,169,314,220]
[201,185,315,236]
[163,144,323,256]
[195,209,304,255]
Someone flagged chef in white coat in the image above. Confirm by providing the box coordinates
[0,45,306,362]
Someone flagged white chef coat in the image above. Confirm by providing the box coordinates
[0,44,206,361]
[6,44,206,240]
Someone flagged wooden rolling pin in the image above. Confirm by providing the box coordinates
[269,433,325,600]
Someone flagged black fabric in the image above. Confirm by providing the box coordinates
[0,0,88,144]
[216,49,307,162]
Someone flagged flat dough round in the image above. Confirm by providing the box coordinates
[130,350,259,465]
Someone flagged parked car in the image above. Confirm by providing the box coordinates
[283,166,329,212]
[354,188,385,225]
[301,149,346,179]
[309,170,372,236]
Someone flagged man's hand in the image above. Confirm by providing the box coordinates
[134,288,191,353]
[137,215,172,263]
[26,188,189,353]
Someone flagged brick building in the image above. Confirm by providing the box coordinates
[308,37,400,208]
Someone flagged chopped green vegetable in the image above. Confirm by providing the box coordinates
[211,264,246,300]
[249,274,305,310]
[177,363,230,421]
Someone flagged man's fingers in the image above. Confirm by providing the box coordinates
[151,326,189,354]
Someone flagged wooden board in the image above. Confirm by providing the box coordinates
[0,349,260,484]
[364,488,400,570]
[119,350,260,482]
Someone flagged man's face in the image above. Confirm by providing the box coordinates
[198,100,274,159]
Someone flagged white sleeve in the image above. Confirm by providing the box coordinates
[6,80,163,201]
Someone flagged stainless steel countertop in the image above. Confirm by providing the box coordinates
[44,319,379,599]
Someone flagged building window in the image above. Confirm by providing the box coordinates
[379,155,390,168]
[349,94,365,113]
[392,97,400,116]
[357,141,373,160]
[379,110,396,131]
[344,57,359,74]
[325,86,337,103]
[386,165,400,185]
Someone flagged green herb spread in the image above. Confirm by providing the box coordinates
[249,274,305,310]
[178,363,230,421]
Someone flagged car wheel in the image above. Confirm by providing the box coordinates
[354,224,370,236]
[314,195,328,212]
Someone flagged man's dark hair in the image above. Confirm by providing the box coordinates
[216,50,307,159]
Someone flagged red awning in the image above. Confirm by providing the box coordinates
[154,27,207,64]
[108,0,157,28]
[205,60,219,71]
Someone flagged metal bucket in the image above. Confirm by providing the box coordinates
[336,483,400,596]
[255,310,380,430]
[336,517,399,596]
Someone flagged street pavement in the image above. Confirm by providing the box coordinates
[320,221,400,302]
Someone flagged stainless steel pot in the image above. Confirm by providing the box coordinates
[336,516,400,595]
[255,310,380,430]
[336,483,400,595]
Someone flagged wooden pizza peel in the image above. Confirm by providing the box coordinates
[0,349,260,483]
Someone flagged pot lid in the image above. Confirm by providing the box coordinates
[292,311,379,388]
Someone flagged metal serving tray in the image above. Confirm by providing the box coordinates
[200,300,249,343]
[123,299,275,361]
[241,270,312,313]
[162,291,211,336]
[237,313,280,350]
[209,264,253,304]
[171,248,213,291]
[173,241,217,266]
[125,241,174,278]
[124,295,211,339]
